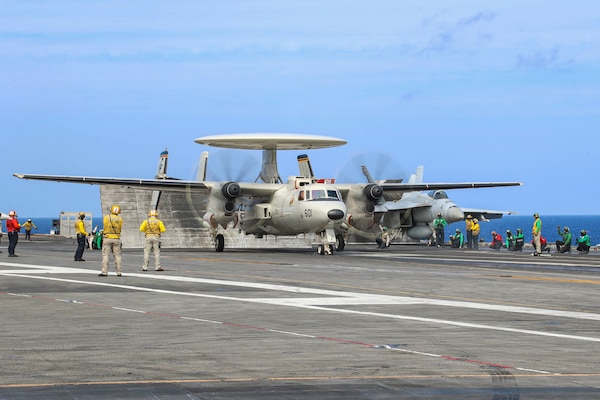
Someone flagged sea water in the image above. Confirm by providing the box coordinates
[451,215,600,247]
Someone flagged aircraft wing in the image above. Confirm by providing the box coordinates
[13,173,281,197]
[460,207,517,221]
[379,181,522,192]
[336,181,521,203]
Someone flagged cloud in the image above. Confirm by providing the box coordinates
[420,10,496,53]
[516,47,571,70]
[457,12,496,27]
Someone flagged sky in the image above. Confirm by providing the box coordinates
[1,1,599,218]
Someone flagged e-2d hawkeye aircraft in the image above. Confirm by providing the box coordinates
[297,155,520,245]
[14,133,521,254]
[14,134,349,254]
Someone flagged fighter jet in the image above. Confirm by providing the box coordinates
[297,154,520,248]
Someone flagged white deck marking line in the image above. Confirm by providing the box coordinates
[2,265,600,342]
[355,252,599,267]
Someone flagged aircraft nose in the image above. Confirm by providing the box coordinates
[328,209,345,221]
[446,206,464,222]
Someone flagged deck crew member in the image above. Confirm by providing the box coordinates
[140,209,166,271]
[6,210,20,257]
[74,212,88,261]
[99,205,123,277]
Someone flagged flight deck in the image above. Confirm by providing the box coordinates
[1,236,600,399]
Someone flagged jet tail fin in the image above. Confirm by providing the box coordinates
[408,166,424,184]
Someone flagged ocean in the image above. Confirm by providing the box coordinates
[449,215,600,247]
[6,215,600,246]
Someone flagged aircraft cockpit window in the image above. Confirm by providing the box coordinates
[311,189,326,199]
[432,190,448,200]
[327,190,340,200]
[298,191,305,201]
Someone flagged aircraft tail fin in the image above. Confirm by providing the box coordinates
[155,148,169,179]
[297,154,314,179]
[150,149,169,211]
[197,151,208,182]
[408,166,424,184]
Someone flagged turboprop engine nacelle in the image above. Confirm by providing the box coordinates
[345,183,383,231]
[203,181,241,228]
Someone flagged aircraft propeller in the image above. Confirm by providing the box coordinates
[335,152,407,184]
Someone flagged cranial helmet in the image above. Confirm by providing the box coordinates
[456,228,461,233]
[110,205,121,215]
[581,230,587,235]
[148,210,158,217]
[9,210,16,217]
[533,213,539,218]
[564,226,569,231]
[79,212,86,219]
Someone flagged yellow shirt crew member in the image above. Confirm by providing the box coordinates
[74,212,88,261]
[140,210,166,272]
[532,213,542,255]
[99,205,124,276]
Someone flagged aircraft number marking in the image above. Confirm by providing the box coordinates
[304,209,313,218]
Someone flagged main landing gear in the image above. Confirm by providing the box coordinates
[215,233,225,252]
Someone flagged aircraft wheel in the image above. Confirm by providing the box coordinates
[317,245,325,255]
[335,234,345,251]
[215,234,225,252]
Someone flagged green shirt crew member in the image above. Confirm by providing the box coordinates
[450,228,464,248]
[576,230,591,254]
[556,226,572,253]
[433,213,447,247]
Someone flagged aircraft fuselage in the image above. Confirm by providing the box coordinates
[239,182,346,236]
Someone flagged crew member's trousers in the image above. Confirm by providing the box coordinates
[533,232,541,254]
[8,232,18,255]
[101,238,122,275]
[75,234,86,260]
[143,235,161,270]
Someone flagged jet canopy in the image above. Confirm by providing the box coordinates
[428,190,449,200]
